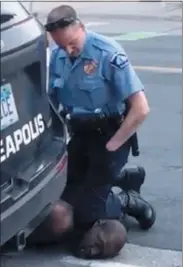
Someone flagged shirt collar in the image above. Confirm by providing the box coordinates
[80,30,93,60]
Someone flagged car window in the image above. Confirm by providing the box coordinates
[0,2,29,29]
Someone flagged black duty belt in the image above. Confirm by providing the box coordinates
[66,114,139,157]
[67,115,121,134]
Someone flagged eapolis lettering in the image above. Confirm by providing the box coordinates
[0,113,45,163]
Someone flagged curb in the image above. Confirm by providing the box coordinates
[1,243,181,267]
[79,13,182,22]
[22,2,182,23]
[60,244,182,267]
[61,257,141,267]
[36,12,182,24]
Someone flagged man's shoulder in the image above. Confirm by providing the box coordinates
[49,43,66,60]
[89,31,123,54]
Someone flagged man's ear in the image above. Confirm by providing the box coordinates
[80,22,85,30]
[94,220,106,226]
[90,246,101,257]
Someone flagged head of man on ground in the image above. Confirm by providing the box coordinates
[76,219,127,259]
[45,5,86,57]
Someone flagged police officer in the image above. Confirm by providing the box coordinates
[45,5,156,233]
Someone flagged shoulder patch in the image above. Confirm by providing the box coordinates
[110,52,129,69]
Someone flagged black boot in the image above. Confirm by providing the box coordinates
[114,166,146,193]
[118,190,156,230]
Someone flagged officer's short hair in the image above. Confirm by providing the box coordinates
[76,219,127,259]
[45,5,79,32]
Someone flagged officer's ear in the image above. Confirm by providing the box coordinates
[79,21,85,30]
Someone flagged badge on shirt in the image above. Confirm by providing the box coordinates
[84,61,97,74]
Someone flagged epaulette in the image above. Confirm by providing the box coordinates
[91,33,122,53]
[50,46,59,59]
[50,46,66,62]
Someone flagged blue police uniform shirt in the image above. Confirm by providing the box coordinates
[48,30,144,115]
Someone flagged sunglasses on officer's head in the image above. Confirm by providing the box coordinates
[45,17,76,32]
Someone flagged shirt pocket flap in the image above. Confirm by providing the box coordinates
[79,78,104,92]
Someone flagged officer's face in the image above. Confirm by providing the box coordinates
[50,23,85,57]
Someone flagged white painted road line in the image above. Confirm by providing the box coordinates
[111,32,167,41]
[134,65,182,74]
[85,21,110,27]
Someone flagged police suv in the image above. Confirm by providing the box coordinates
[0,1,67,248]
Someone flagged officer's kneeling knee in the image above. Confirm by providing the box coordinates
[49,200,73,235]
[76,219,127,259]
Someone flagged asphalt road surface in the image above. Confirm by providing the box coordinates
[93,17,182,252]
[1,9,182,267]
[82,15,182,252]
[119,35,182,251]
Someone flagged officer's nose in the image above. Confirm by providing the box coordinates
[66,45,74,55]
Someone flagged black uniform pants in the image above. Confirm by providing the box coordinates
[27,129,131,246]
[62,129,131,224]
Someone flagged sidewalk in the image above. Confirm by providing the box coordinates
[60,243,182,267]
[2,243,181,267]
[21,1,182,22]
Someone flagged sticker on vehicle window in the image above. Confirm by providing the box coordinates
[1,83,19,131]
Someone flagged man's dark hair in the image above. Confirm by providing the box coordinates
[47,5,78,25]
